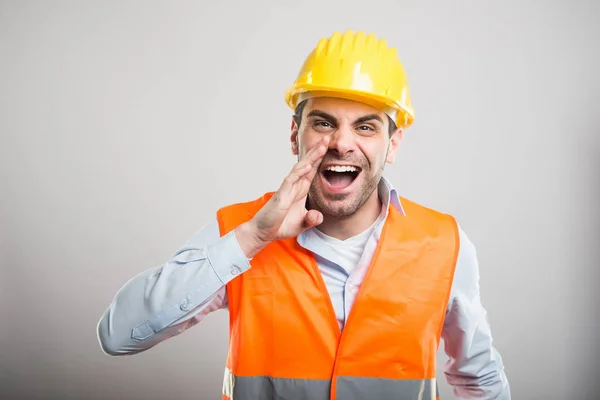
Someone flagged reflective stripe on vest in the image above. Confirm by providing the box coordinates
[217,192,458,400]
[223,368,440,400]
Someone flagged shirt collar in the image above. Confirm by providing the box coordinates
[378,175,406,216]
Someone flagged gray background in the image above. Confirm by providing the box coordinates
[1,1,599,399]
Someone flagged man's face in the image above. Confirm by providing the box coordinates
[291,97,402,219]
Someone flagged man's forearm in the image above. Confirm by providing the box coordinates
[96,218,252,355]
[442,225,511,399]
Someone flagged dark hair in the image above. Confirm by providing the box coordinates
[293,100,398,137]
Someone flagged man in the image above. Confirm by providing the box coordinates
[97,30,510,399]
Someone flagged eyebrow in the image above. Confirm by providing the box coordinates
[306,110,383,125]
[306,110,337,123]
[354,114,384,125]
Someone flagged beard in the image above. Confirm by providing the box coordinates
[306,151,387,219]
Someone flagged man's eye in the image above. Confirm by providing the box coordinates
[358,125,374,131]
[312,121,334,130]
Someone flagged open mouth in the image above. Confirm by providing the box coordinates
[321,165,361,191]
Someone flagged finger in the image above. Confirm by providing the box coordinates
[303,209,323,229]
[294,136,329,172]
[281,163,312,190]
[279,137,330,204]
[304,155,324,183]
[304,145,329,183]
[285,136,329,184]
[303,136,330,167]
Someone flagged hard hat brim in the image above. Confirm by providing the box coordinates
[285,84,414,129]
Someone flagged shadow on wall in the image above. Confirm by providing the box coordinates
[567,133,600,397]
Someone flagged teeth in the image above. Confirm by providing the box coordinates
[325,165,358,172]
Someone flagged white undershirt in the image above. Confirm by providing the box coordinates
[311,215,381,275]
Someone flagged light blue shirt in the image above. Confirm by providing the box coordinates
[97,176,510,399]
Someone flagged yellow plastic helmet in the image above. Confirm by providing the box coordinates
[284,30,415,129]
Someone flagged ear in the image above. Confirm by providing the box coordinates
[386,128,403,164]
[290,117,299,156]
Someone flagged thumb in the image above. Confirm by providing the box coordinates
[303,209,323,229]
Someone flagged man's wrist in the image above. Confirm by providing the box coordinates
[234,220,269,259]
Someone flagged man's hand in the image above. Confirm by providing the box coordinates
[235,136,330,258]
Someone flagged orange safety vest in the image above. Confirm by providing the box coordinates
[216,192,459,400]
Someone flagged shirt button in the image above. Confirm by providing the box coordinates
[231,266,241,275]
[180,302,190,311]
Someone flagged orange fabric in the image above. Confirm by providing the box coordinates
[217,192,459,398]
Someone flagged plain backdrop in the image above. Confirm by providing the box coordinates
[1,1,599,399]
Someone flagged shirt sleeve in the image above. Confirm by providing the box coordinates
[441,224,511,399]
[96,215,251,356]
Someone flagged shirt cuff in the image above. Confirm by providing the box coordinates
[206,230,252,284]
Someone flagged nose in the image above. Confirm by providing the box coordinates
[328,125,355,155]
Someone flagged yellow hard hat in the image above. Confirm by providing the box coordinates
[284,30,415,129]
